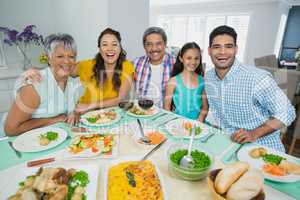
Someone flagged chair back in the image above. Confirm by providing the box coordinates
[254,54,278,68]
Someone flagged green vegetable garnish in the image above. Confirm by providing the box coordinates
[188,126,202,136]
[86,117,97,123]
[67,170,89,200]
[126,171,136,187]
[46,131,58,140]
[72,171,89,187]
[19,181,25,187]
[263,154,285,165]
[41,131,58,141]
[170,149,211,169]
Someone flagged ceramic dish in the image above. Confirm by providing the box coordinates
[238,145,300,183]
[13,127,67,153]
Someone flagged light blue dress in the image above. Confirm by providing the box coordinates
[0,67,81,137]
[172,74,204,119]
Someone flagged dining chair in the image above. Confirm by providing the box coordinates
[256,65,300,152]
[254,54,279,68]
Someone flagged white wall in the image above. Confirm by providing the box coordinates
[0,0,55,65]
[150,0,291,64]
[108,0,149,60]
[0,0,149,66]
[52,0,109,60]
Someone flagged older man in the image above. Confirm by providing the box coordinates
[205,25,296,152]
[133,27,175,107]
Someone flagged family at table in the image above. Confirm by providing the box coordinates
[2,25,296,154]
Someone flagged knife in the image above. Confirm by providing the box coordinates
[157,116,180,127]
[141,139,167,161]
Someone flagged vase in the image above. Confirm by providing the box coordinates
[16,44,32,70]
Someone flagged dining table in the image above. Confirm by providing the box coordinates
[0,107,298,200]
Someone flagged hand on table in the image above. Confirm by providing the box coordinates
[231,129,258,143]
[66,111,81,126]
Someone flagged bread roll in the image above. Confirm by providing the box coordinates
[215,161,249,194]
[226,169,264,200]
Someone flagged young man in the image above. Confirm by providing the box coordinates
[133,27,175,107]
[205,25,296,152]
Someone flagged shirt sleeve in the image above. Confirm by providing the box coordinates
[253,74,296,126]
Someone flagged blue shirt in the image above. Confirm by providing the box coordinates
[173,74,204,119]
[205,60,296,152]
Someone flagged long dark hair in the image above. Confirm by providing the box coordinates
[171,42,203,77]
[92,28,127,90]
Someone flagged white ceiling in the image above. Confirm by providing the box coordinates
[150,0,300,6]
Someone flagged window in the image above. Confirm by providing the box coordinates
[274,14,287,57]
[157,14,250,70]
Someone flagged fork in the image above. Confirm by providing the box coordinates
[227,144,243,161]
[8,141,22,158]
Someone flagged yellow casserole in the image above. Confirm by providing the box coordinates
[107,160,163,200]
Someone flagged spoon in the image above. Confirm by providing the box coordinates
[180,124,196,168]
[136,118,150,144]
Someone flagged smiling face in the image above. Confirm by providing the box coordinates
[144,33,166,65]
[179,48,201,72]
[208,34,237,71]
[99,33,121,67]
[48,45,76,79]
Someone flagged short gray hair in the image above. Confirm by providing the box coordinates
[44,33,77,58]
[143,26,167,45]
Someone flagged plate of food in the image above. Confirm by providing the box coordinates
[66,132,119,158]
[127,103,160,118]
[1,163,99,200]
[103,156,168,200]
[237,145,300,182]
[164,118,209,139]
[80,108,120,127]
[13,127,68,152]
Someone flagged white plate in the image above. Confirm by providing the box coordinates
[13,127,68,153]
[0,163,99,200]
[103,156,168,200]
[164,118,209,139]
[237,145,300,183]
[64,132,119,159]
[127,104,160,118]
[80,108,121,127]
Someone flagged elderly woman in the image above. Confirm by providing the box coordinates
[23,28,134,115]
[4,33,78,136]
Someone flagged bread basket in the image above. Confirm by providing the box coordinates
[207,169,265,200]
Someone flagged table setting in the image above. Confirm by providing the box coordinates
[0,101,299,200]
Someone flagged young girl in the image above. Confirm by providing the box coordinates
[164,42,208,121]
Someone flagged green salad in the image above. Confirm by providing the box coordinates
[170,149,211,169]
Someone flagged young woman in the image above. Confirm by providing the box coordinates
[74,28,134,113]
[164,42,208,121]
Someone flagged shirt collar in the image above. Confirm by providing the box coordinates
[212,59,241,82]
